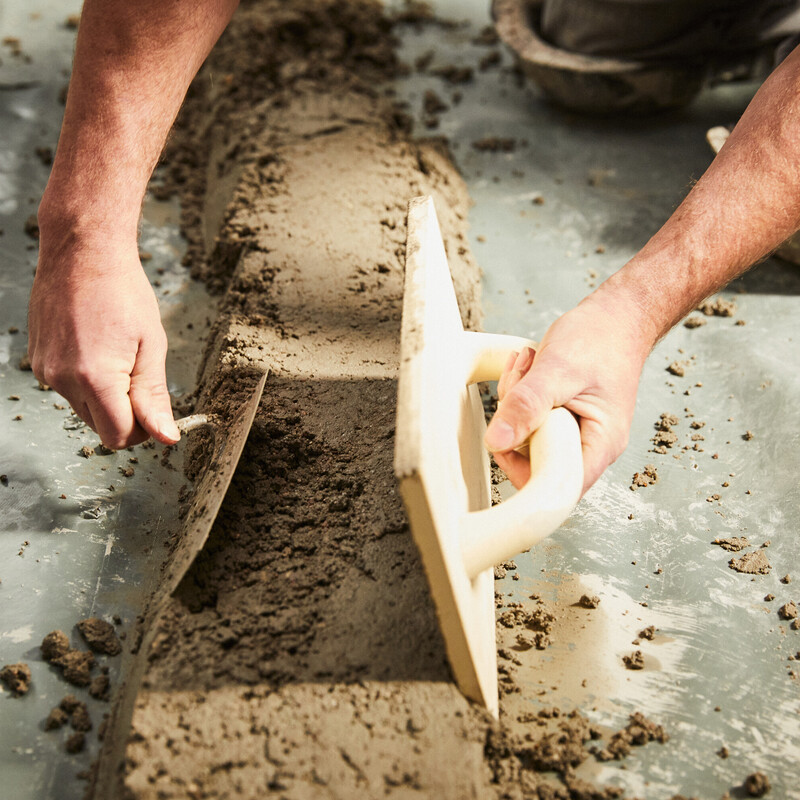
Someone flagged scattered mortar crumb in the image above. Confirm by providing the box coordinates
[711,536,750,553]
[23,214,39,240]
[76,618,122,655]
[698,297,737,317]
[53,650,95,687]
[729,550,771,575]
[60,694,81,714]
[472,136,515,152]
[70,701,92,732]
[684,316,706,328]
[667,361,686,377]
[44,707,68,731]
[578,594,600,609]
[591,712,667,761]
[431,64,473,84]
[623,651,644,670]
[494,560,517,579]
[778,602,798,620]
[422,88,448,115]
[743,771,771,797]
[630,464,657,490]
[89,674,111,702]
[0,662,31,696]
[41,630,70,662]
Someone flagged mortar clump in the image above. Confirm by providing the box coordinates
[77,617,122,656]
[712,536,749,552]
[53,649,95,687]
[41,630,71,662]
[630,464,657,490]
[729,550,771,575]
[592,712,668,761]
[0,662,32,696]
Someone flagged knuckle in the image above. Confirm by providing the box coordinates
[131,378,169,400]
[506,380,544,420]
[41,363,66,390]
[76,368,116,400]
[73,363,98,387]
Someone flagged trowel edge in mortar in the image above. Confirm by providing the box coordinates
[87,369,267,800]
[394,196,584,716]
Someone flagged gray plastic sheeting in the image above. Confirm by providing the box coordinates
[0,4,213,798]
[393,2,800,797]
[1,1,799,798]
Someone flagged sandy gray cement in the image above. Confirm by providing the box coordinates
[113,3,494,798]
[76,2,726,798]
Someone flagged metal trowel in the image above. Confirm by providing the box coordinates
[394,196,583,717]
[88,370,267,799]
[161,369,268,594]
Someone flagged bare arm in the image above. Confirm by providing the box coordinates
[29,0,239,448]
[487,47,800,493]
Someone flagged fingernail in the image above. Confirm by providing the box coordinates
[485,419,515,452]
[503,351,519,373]
[514,346,535,373]
[158,414,180,442]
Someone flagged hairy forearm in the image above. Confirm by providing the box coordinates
[596,45,800,348]
[40,0,238,245]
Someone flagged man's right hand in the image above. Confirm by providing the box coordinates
[23,0,242,450]
[28,221,180,449]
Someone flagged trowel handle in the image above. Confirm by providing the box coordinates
[458,331,584,581]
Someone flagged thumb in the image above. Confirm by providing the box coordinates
[485,362,556,453]
[129,335,180,445]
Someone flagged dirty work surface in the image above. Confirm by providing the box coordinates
[112,3,491,798]
[2,1,800,799]
[112,2,681,799]
[392,0,800,796]
[0,3,215,798]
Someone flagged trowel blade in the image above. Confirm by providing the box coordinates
[87,368,267,800]
[160,368,268,595]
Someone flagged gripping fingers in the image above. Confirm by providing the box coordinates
[496,350,519,401]
[492,448,531,490]
[499,346,535,401]
[85,384,148,449]
[128,336,180,445]
[486,374,553,454]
